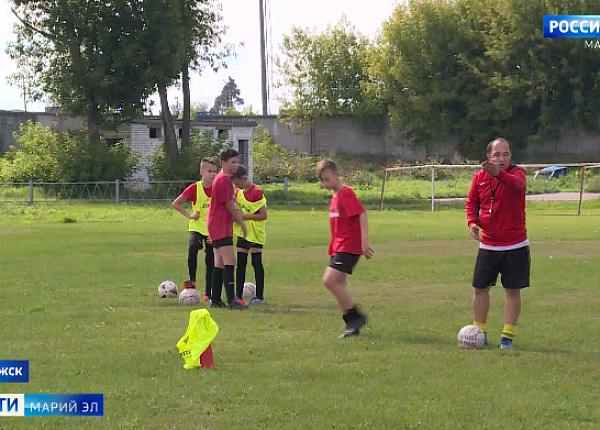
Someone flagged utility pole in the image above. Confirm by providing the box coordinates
[259,0,268,115]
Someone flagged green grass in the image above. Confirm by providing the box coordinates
[1,203,599,429]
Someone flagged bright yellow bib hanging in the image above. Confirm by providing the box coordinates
[233,189,267,245]
[188,182,210,235]
[176,309,219,369]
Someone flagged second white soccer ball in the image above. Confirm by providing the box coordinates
[243,282,256,299]
[457,325,486,349]
[179,288,200,306]
[158,280,178,298]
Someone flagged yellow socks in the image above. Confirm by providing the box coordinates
[502,324,516,340]
[473,321,487,334]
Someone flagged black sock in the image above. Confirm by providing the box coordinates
[236,252,248,299]
[188,234,202,283]
[211,268,224,303]
[224,265,235,304]
[251,253,265,299]
[343,307,360,322]
[204,242,214,297]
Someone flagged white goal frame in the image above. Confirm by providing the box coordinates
[378,163,600,214]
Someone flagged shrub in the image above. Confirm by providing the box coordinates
[0,121,138,182]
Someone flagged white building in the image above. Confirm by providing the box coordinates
[104,116,257,182]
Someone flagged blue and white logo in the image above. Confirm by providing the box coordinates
[544,15,600,38]
[0,394,103,417]
[0,361,29,383]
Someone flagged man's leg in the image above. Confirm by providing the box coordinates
[472,249,501,338]
[500,246,530,348]
[220,244,246,308]
[322,265,366,337]
[251,249,265,300]
[188,232,202,284]
[236,245,249,300]
[473,286,492,335]
[211,247,225,306]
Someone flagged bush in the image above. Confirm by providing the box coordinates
[0,121,138,182]
[148,130,229,181]
[586,173,600,193]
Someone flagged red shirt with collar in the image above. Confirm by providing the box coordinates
[329,186,366,256]
[207,171,235,241]
[466,165,528,247]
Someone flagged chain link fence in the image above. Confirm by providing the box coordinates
[0,178,288,204]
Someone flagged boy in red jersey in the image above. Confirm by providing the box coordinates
[316,159,373,338]
[172,157,217,301]
[208,148,248,309]
[466,138,530,349]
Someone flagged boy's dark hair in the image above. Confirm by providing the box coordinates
[487,138,512,154]
[316,158,338,179]
[220,148,239,162]
[200,157,216,168]
[231,164,247,179]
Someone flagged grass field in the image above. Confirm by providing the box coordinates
[1,202,599,429]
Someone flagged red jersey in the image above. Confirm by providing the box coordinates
[329,186,366,256]
[207,171,235,241]
[466,165,528,247]
[181,183,212,204]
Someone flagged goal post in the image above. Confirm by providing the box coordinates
[378,162,600,214]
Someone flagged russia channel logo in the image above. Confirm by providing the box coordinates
[544,15,600,38]
[0,394,103,417]
[0,361,29,383]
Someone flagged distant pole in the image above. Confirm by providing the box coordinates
[259,0,268,115]
[578,166,586,215]
[431,166,435,212]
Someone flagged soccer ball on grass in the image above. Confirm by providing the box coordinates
[158,281,178,298]
[457,325,486,349]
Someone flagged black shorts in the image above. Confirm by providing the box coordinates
[329,252,361,275]
[189,232,209,250]
[236,237,264,250]
[212,237,233,249]
[473,246,531,290]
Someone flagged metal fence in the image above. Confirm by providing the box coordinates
[0,178,288,204]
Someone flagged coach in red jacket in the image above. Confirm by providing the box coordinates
[466,138,530,350]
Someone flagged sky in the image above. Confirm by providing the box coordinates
[0,0,399,115]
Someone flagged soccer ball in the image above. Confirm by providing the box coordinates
[457,325,486,349]
[179,288,200,306]
[158,281,178,298]
[242,282,256,299]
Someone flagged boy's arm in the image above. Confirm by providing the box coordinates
[226,200,247,237]
[172,195,199,219]
[359,211,373,259]
[242,206,267,221]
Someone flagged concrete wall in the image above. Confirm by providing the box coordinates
[253,115,600,163]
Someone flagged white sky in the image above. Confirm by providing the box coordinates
[0,0,398,114]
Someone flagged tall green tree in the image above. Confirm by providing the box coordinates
[7,0,155,142]
[212,77,244,112]
[276,17,381,124]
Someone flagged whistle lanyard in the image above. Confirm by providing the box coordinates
[488,175,501,214]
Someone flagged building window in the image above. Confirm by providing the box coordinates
[218,129,228,140]
[149,128,159,138]
[238,140,249,168]
[178,129,183,138]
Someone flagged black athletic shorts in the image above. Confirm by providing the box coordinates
[473,246,531,290]
[189,232,209,250]
[236,237,264,250]
[329,252,361,275]
[212,236,234,249]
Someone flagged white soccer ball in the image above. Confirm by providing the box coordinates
[457,325,486,350]
[243,282,256,299]
[158,280,178,298]
[179,288,200,306]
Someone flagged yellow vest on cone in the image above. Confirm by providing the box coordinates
[176,309,219,369]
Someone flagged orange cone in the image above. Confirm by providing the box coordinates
[199,344,215,368]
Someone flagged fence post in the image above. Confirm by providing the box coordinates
[578,166,586,215]
[379,170,388,212]
[115,179,120,204]
[283,177,288,200]
[29,180,34,205]
[431,166,435,212]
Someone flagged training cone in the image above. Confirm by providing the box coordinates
[199,344,215,368]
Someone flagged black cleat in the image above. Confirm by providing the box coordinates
[210,299,227,308]
[229,298,249,310]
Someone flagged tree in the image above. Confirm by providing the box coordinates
[276,17,381,124]
[212,77,244,112]
[7,0,156,142]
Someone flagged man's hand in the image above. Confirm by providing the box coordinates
[188,211,200,220]
[469,224,480,242]
[241,223,247,238]
[362,242,374,260]
[482,161,500,177]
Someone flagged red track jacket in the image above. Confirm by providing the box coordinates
[466,165,528,247]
